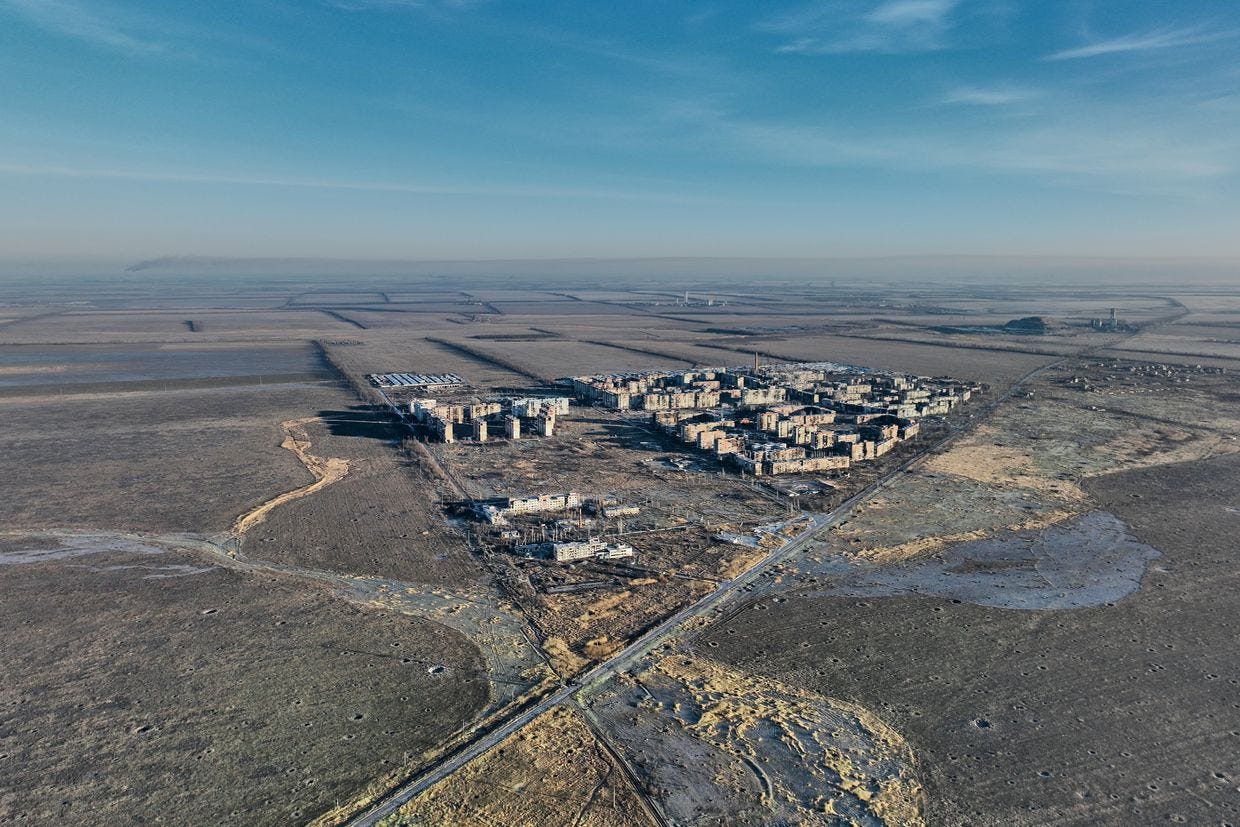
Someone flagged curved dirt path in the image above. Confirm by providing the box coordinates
[232,417,350,537]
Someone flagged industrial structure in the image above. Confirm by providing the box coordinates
[1089,308,1129,331]
[367,372,466,390]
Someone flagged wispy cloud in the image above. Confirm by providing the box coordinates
[941,85,1039,106]
[867,0,958,26]
[0,0,271,59]
[0,0,168,54]
[654,98,1235,193]
[0,161,712,204]
[1046,26,1237,61]
[763,0,963,55]
[324,0,485,11]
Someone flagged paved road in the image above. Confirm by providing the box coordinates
[350,361,1065,825]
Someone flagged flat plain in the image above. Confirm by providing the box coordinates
[2,272,1239,826]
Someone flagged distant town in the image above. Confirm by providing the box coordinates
[568,361,981,477]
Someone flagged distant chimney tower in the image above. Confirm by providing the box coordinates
[754,351,760,371]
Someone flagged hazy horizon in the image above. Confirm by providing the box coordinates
[3,253,1240,290]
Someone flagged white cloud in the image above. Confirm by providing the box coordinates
[762,0,962,55]
[1047,26,1236,61]
[867,0,957,26]
[0,0,168,54]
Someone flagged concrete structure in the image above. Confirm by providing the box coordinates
[470,491,581,524]
[410,392,570,444]
[511,397,571,418]
[507,491,580,514]
[515,539,635,562]
[436,418,454,444]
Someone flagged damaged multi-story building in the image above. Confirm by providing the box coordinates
[469,491,582,525]
[514,538,635,563]
[409,395,571,443]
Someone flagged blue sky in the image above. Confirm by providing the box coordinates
[1,0,1239,262]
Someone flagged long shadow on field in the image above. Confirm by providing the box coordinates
[317,406,399,439]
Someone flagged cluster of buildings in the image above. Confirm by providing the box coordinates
[410,396,570,443]
[567,363,979,476]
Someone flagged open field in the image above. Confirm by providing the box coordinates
[0,383,353,533]
[242,412,484,587]
[701,451,1240,826]
[0,342,331,389]
[0,310,358,344]
[722,332,1058,388]
[0,533,487,826]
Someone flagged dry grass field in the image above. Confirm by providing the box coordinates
[702,453,1240,826]
[0,309,361,344]
[0,533,488,826]
[242,412,485,587]
[0,342,330,388]
[0,383,353,533]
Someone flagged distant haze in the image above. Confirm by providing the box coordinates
[1,255,1237,288]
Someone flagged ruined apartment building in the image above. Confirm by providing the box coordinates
[410,395,570,443]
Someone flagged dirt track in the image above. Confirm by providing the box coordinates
[232,417,350,536]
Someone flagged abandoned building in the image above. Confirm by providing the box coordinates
[410,395,572,443]
[469,491,582,525]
